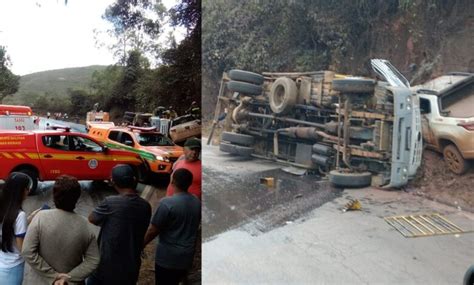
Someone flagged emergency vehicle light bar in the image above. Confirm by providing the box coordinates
[127,126,157,132]
[50,125,71,132]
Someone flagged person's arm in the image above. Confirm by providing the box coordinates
[88,199,110,226]
[21,214,58,280]
[143,202,169,247]
[66,232,100,282]
[144,224,160,247]
[15,237,24,251]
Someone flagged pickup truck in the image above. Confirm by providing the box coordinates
[214,60,422,188]
[0,127,146,193]
[123,111,201,145]
[87,123,183,175]
[413,72,474,174]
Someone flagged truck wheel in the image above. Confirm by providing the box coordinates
[16,169,39,195]
[332,78,375,93]
[219,142,253,157]
[443,144,468,175]
[229,69,264,85]
[269,77,297,114]
[328,170,372,188]
[221,132,254,146]
[227,80,263,96]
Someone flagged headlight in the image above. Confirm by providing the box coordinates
[154,155,170,162]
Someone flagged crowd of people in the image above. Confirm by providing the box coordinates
[0,138,202,285]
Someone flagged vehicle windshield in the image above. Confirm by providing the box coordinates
[135,133,174,146]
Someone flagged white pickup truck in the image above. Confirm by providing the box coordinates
[413,72,474,174]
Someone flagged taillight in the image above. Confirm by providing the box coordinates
[458,122,474,131]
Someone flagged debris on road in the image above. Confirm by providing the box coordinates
[260,177,275,187]
[384,213,468,238]
[342,199,362,212]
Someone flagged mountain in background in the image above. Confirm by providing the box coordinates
[2,65,107,106]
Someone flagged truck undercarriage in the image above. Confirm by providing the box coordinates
[210,61,422,188]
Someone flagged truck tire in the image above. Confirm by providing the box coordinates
[221,132,254,146]
[16,169,39,195]
[219,142,253,157]
[269,77,297,114]
[332,78,375,93]
[328,170,372,188]
[227,80,263,96]
[229,69,264,85]
[443,144,468,175]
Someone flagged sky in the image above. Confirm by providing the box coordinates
[0,0,183,76]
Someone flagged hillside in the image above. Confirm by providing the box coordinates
[202,0,473,120]
[2,65,107,106]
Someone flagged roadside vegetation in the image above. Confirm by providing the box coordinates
[1,0,200,120]
[202,0,472,120]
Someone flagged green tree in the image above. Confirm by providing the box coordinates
[0,46,20,102]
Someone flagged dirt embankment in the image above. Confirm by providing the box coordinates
[409,149,474,212]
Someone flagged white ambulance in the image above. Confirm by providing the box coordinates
[0,105,39,131]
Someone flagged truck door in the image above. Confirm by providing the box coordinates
[66,135,114,180]
[419,97,436,146]
[38,134,110,180]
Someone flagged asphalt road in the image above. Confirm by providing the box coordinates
[39,117,87,133]
[202,142,474,284]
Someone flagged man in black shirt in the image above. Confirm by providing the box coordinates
[86,165,151,285]
[144,168,201,285]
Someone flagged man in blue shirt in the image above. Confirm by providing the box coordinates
[144,168,201,285]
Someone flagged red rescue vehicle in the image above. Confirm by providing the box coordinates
[0,126,147,193]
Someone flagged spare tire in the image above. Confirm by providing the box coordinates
[328,170,372,188]
[229,69,264,85]
[219,142,253,157]
[269,77,298,114]
[221,132,254,146]
[332,78,375,93]
[227,81,263,96]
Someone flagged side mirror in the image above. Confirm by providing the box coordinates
[102,146,109,152]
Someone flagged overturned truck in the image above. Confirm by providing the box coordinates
[211,60,422,188]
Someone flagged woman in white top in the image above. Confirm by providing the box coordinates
[0,172,31,285]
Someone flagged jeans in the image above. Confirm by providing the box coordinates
[0,262,25,285]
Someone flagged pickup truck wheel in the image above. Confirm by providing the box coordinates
[221,132,254,146]
[332,78,375,93]
[219,142,253,157]
[227,80,263,96]
[16,169,39,195]
[229,69,264,85]
[443,144,468,175]
[269,77,297,114]
[328,170,372,188]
